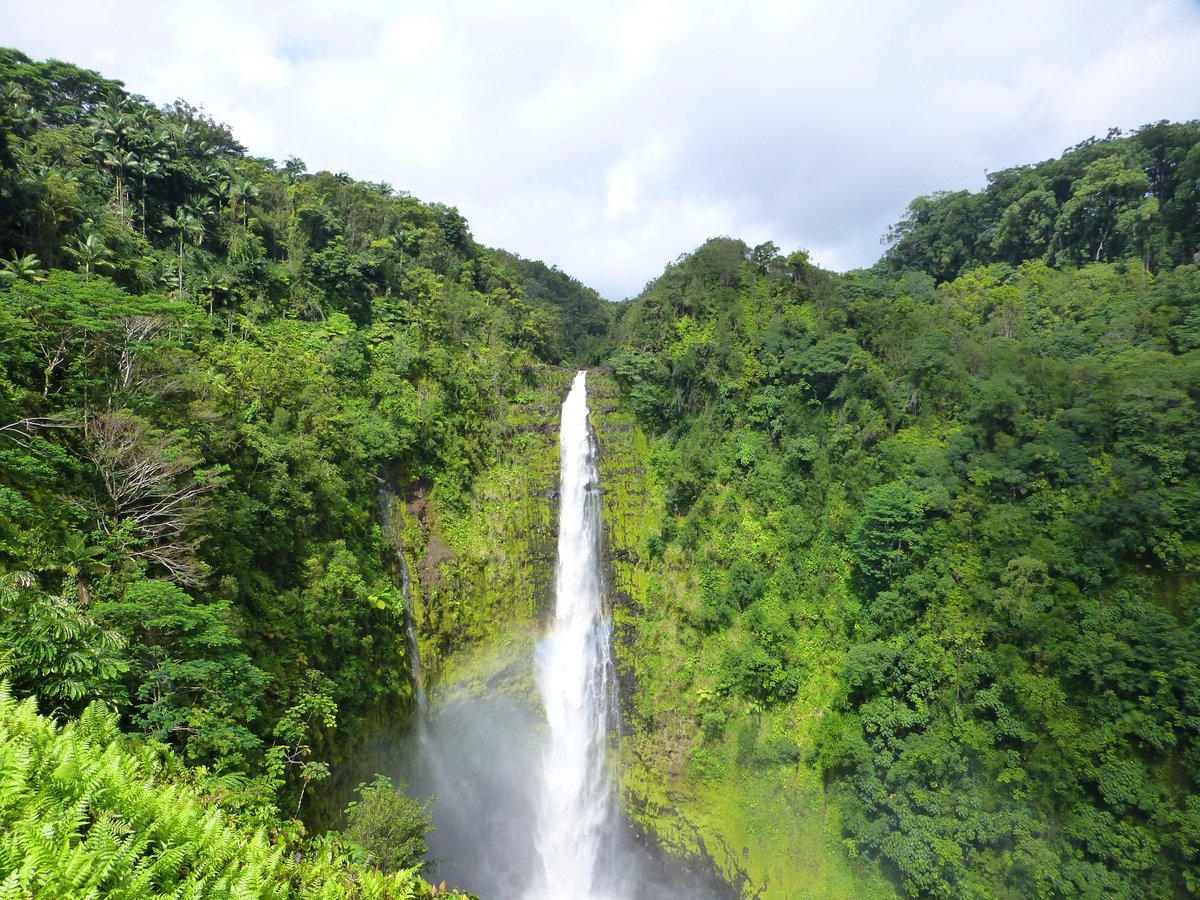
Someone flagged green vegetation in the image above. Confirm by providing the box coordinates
[884,123,1200,281]
[406,369,571,689]
[2,46,1199,899]
[607,219,1199,896]
[343,775,435,875]
[0,684,466,898]
[0,49,585,894]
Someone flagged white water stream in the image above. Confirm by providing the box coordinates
[527,371,617,900]
[380,372,727,899]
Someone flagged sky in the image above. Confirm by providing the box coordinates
[6,0,1200,299]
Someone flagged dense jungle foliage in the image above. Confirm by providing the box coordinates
[0,48,604,895]
[883,122,1200,281]
[609,126,1200,897]
[2,46,1199,899]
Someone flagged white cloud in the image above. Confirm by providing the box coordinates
[7,0,1200,298]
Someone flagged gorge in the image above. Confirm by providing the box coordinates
[375,372,729,899]
[1,47,1198,900]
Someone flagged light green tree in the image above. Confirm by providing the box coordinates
[0,251,46,287]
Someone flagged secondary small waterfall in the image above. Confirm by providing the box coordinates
[528,371,616,900]
[398,540,425,706]
[378,485,424,705]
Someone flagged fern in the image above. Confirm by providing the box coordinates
[0,684,471,899]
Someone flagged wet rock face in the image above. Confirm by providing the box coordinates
[609,589,642,734]
[387,371,571,681]
[420,537,452,588]
[588,375,656,736]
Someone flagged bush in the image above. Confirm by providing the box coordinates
[756,736,802,767]
[727,560,766,610]
[694,585,736,632]
[699,710,727,742]
[343,775,435,874]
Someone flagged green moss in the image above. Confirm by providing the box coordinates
[592,375,895,899]
[406,369,571,690]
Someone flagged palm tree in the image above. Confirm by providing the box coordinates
[231,177,260,228]
[129,156,161,236]
[101,147,138,222]
[1,83,40,135]
[0,252,47,288]
[141,254,176,292]
[65,230,113,279]
[59,532,109,605]
[128,103,162,155]
[155,123,180,160]
[89,100,138,222]
[199,274,232,319]
[162,205,204,297]
[212,176,232,206]
[87,101,130,146]
[188,194,215,220]
[281,156,307,184]
[197,161,224,190]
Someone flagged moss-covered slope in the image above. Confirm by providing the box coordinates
[588,372,894,899]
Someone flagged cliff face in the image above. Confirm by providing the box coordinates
[390,370,876,899]
[589,377,755,889]
[588,374,893,900]
[588,375,660,721]
[394,369,573,699]
[396,370,650,699]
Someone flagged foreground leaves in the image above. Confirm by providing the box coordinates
[0,684,469,899]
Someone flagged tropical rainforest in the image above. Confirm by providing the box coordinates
[1,48,1198,899]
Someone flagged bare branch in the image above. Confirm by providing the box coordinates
[113,314,168,392]
[83,411,222,586]
[0,413,82,450]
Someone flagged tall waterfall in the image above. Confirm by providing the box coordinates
[381,371,728,898]
[528,371,616,900]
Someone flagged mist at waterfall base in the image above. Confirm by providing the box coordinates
[372,695,727,899]
[360,374,730,899]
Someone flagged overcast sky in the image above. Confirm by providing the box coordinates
[7,1,1200,298]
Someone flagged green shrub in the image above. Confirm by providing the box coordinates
[344,775,435,874]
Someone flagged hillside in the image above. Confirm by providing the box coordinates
[604,227,1199,896]
[0,48,583,896]
[2,48,1199,899]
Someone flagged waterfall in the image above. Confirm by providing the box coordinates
[378,485,424,705]
[385,373,730,899]
[528,371,616,900]
[398,536,424,706]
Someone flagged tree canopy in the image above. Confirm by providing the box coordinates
[2,46,1199,900]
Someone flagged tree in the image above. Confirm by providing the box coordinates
[230,175,259,228]
[1054,155,1152,263]
[343,775,435,873]
[0,572,126,709]
[847,482,929,593]
[129,155,161,235]
[990,186,1058,264]
[96,580,267,766]
[162,204,204,297]
[83,411,221,585]
[64,228,113,278]
[885,190,985,282]
[262,672,338,813]
[0,251,47,287]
